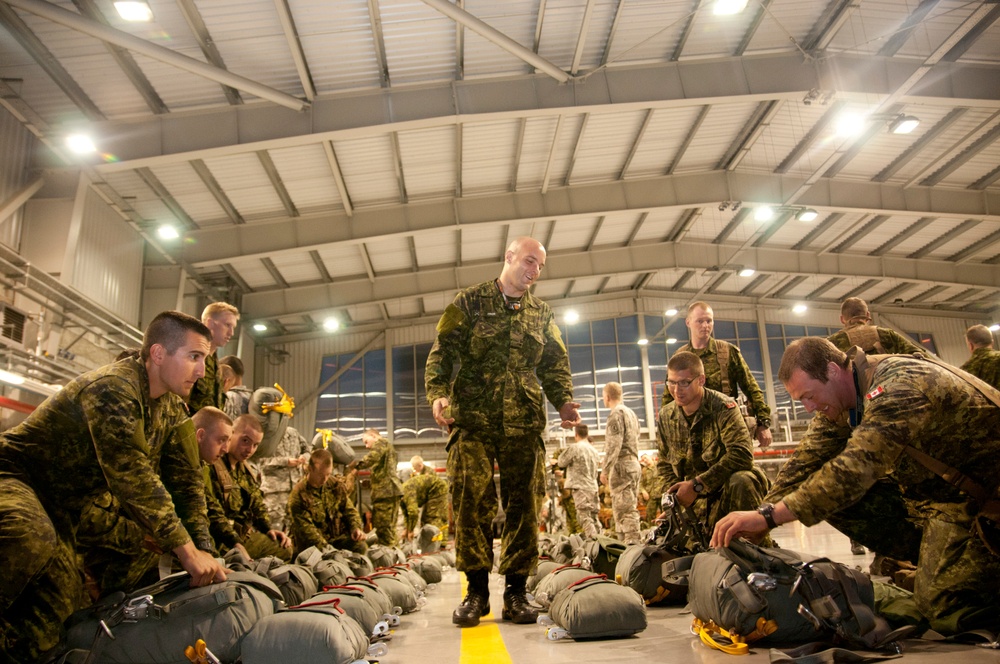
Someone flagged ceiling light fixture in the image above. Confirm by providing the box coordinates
[66,134,96,154]
[796,208,819,222]
[889,115,920,135]
[323,317,340,332]
[563,310,580,324]
[665,308,678,317]
[754,206,775,222]
[0,369,26,385]
[666,337,678,344]
[793,303,808,315]
[738,267,756,278]
[157,224,179,240]
[834,112,866,137]
[989,324,1000,332]
[713,0,748,15]
[637,338,649,346]
[252,323,267,332]
[114,1,153,21]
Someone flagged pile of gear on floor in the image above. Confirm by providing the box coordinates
[51,525,451,664]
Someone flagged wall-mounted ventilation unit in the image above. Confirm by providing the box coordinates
[0,304,29,349]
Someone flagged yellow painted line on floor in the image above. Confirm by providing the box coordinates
[458,575,514,664]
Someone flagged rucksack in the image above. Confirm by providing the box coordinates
[312,429,356,465]
[366,569,422,614]
[687,539,908,652]
[533,563,594,609]
[543,574,647,641]
[581,535,627,577]
[295,546,353,588]
[240,598,376,664]
[64,571,284,664]
[313,587,391,639]
[390,563,428,593]
[249,385,293,459]
[408,555,444,584]
[367,544,398,569]
[340,577,400,627]
[252,558,319,606]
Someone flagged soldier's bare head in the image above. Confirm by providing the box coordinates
[499,237,546,298]
[667,352,706,412]
[667,351,704,377]
[410,455,424,471]
[840,297,871,326]
[228,413,264,462]
[142,311,212,399]
[308,448,334,486]
[219,355,244,379]
[778,337,848,384]
[602,382,623,408]
[779,338,855,421]
[193,407,233,463]
[966,324,994,350]
[362,428,381,448]
[685,301,714,347]
[201,302,240,350]
[574,423,589,441]
[142,311,212,361]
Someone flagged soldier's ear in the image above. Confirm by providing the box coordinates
[149,343,166,365]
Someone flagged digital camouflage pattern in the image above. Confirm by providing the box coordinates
[661,338,771,428]
[777,350,1000,630]
[426,280,573,575]
[203,463,240,551]
[355,436,403,546]
[827,321,927,356]
[188,352,224,413]
[288,475,366,557]
[209,455,289,560]
[656,388,769,535]
[557,440,599,492]
[401,472,449,537]
[0,356,205,660]
[557,474,579,534]
[639,463,660,523]
[961,346,1000,391]
[604,402,642,544]
[259,426,310,530]
[572,487,600,538]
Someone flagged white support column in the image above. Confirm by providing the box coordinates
[637,311,655,442]
[755,304,778,418]
[385,327,394,442]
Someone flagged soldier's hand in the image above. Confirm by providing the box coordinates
[432,397,454,427]
[558,401,582,428]
[269,530,292,549]
[755,426,773,449]
[234,543,252,561]
[351,528,365,541]
[176,542,229,587]
[599,471,607,486]
[711,510,768,548]
[666,480,696,507]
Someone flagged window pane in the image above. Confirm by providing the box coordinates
[591,319,616,344]
[714,320,736,340]
[566,321,591,346]
[737,321,758,340]
[616,316,639,344]
[783,324,806,338]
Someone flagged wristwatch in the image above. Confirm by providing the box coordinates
[692,477,705,494]
[757,502,778,529]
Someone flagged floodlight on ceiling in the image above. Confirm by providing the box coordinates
[66,134,96,154]
[157,224,179,240]
[665,308,678,317]
[252,323,268,332]
[834,111,866,137]
[796,208,819,222]
[713,0,748,15]
[889,115,920,135]
[637,338,649,346]
[738,267,756,278]
[323,317,340,332]
[563,310,580,325]
[793,303,808,315]
[0,369,25,386]
[666,337,678,344]
[754,206,775,222]
[114,1,153,21]
[989,324,1000,332]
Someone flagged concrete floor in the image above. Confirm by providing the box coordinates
[387,522,1000,663]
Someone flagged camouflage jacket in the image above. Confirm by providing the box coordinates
[827,322,927,356]
[557,440,599,491]
[656,388,755,495]
[288,476,362,550]
[961,347,1000,391]
[223,384,253,420]
[604,403,641,478]
[639,464,659,496]
[356,437,403,500]
[188,352,224,413]
[209,454,273,537]
[0,356,204,552]
[401,473,448,530]
[779,350,1000,526]
[661,338,771,428]
[425,280,574,438]
[259,426,310,495]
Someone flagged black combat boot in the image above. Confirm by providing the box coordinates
[501,574,538,624]
[453,569,490,627]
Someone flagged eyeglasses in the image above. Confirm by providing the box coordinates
[666,379,696,389]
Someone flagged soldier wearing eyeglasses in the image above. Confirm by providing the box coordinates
[655,351,770,537]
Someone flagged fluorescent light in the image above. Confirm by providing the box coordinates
[114,1,153,21]
[157,224,179,240]
[252,323,267,332]
[665,308,678,317]
[323,317,340,332]
[666,337,678,344]
[66,134,96,154]
[793,303,808,314]
[713,0,748,14]
[0,369,25,385]
[563,310,580,324]
[889,115,920,135]
[738,267,756,278]
[796,208,819,222]
[637,338,649,346]
[754,206,775,222]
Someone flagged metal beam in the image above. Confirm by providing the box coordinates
[941,2,1000,62]
[871,281,916,305]
[135,167,198,230]
[586,216,604,251]
[719,100,782,171]
[805,277,845,300]
[769,275,807,299]
[3,0,308,112]
[776,101,847,174]
[626,211,649,246]
[920,122,1000,186]
[0,177,43,222]
[869,217,936,256]
[540,115,564,195]
[571,0,597,75]
[600,0,626,67]
[564,113,589,186]
[907,219,979,258]
[878,0,941,56]
[273,0,316,100]
[872,107,968,183]
[672,105,710,174]
[734,0,772,56]
[390,132,409,203]
[309,250,333,283]
[830,215,890,254]
[842,279,880,300]
[740,273,770,296]
[510,118,527,191]
[671,0,702,62]
[366,0,390,87]
[793,212,844,251]
[175,0,241,105]
[261,258,289,288]
[257,150,298,217]
[191,160,243,224]
[906,284,948,303]
[619,109,653,180]
[180,171,1000,268]
[322,141,353,217]
[455,0,465,80]
[802,0,857,51]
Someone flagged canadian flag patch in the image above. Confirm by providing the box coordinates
[866,385,884,400]
[725,402,736,409]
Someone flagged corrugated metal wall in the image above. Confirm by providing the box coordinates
[0,110,34,251]
[70,188,144,324]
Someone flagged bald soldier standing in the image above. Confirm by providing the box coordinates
[188,302,239,413]
[426,237,580,627]
[713,338,1000,634]
[827,297,927,357]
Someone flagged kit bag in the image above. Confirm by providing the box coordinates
[366,544,398,569]
[64,572,284,664]
[331,548,375,577]
[408,556,443,584]
[252,559,319,606]
[312,429,355,465]
[528,560,560,593]
[581,535,628,577]
[240,598,370,664]
[366,569,420,614]
[533,564,594,609]
[313,587,388,638]
[687,539,902,650]
[546,574,647,640]
[390,563,428,593]
[341,577,399,623]
[297,546,353,588]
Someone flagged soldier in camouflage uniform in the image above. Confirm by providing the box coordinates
[713,337,1000,634]
[220,354,254,419]
[350,428,403,547]
[662,301,772,448]
[656,352,770,540]
[600,382,642,545]
[208,413,293,561]
[962,324,1000,390]
[401,471,449,540]
[258,425,311,531]
[556,424,600,538]
[555,469,579,534]
[0,311,227,662]
[410,455,437,477]
[426,237,580,627]
[288,449,367,557]
[639,455,659,524]
[827,297,927,357]
[188,302,239,413]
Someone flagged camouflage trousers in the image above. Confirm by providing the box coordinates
[240,529,292,561]
[370,497,400,547]
[263,490,292,532]
[692,468,770,536]
[412,494,449,539]
[572,488,600,538]
[447,428,540,576]
[609,465,642,545]
[0,476,87,662]
[563,494,580,534]
[822,478,923,563]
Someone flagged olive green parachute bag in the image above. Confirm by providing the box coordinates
[542,573,647,641]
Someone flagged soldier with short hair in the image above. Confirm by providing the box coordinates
[662,301,772,448]
[189,302,240,413]
[656,352,769,538]
[827,297,927,356]
[288,449,367,557]
[350,429,403,547]
[557,424,600,538]
[401,471,450,541]
[220,354,253,419]
[713,337,1000,634]
[426,236,580,627]
[410,455,436,477]
[600,381,642,545]
[962,324,1000,391]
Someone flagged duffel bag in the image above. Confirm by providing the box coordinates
[409,556,443,584]
[366,544,397,569]
[65,571,284,663]
[534,563,594,609]
[417,524,443,553]
[527,560,560,593]
[340,578,400,626]
[614,543,695,606]
[390,563,427,593]
[331,548,374,577]
[366,570,420,614]
[241,598,372,664]
[581,536,627,577]
[258,562,319,606]
[297,545,352,588]
[545,574,646,641]
[313,587,389,639]
[312,429,355,465]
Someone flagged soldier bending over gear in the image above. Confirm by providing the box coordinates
[288,449,367,557]
[349,429,403,547]
[401,472,450,541]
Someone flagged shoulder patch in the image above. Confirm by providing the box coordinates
[436,303,466,335]
[724,401,736,409]
[866,385,885,400]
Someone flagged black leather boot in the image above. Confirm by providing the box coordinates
[501,574,538,624]
[453,570,490,627]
